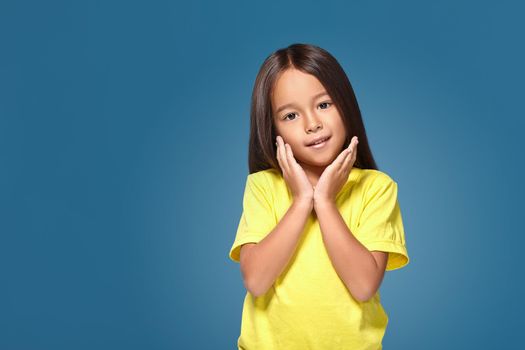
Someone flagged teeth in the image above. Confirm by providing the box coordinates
[313,138,326,145]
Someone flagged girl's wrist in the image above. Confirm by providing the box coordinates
[313,197,336,209]
[292,196,314,209]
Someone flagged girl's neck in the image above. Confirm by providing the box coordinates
[301,163,326,188]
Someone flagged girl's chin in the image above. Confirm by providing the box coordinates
[298,154,336,168]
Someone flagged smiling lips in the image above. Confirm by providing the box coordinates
[307,136,330,147]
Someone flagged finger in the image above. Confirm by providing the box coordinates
[352,139,359,163]
[277,136,290,174]
[275,139,284,171]
[343,137,358,169]
[285,143,299,171]
[352,137,359,162]
[279,136,291,174]
[341,138,355,169]
[285,142,295,162]
[347,136,358,150]
[335,142,353,170]
[336,148,351,170]
[285,143,300,177]
[276,137,286,174]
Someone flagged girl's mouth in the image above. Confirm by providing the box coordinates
[307,136,330,149]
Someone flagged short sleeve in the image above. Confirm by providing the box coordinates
[355,175,410,271]
[228,173,277,263]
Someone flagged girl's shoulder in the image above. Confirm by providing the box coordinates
[247,168,281,189]
[356,168,397,186]
[354,168,398,198]
[243,169,282,204]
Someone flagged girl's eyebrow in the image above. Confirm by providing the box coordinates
[275,91,329,114]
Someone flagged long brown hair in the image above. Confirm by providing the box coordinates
[248,43,378,174]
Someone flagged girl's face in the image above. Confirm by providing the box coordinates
[271,68,347,169]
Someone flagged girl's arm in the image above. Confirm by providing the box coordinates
[314,201,388,302]
[240,198,312,297]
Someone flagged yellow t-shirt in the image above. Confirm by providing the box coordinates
[229,167,409,350]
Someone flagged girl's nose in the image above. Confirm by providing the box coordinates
[306,120,322,133]
[304,111,322,132]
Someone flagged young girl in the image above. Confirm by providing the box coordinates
[228,43,409,350]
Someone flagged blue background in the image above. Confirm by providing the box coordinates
[1,0,523,349]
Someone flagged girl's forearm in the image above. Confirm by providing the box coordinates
[314,200,380,302]
[243,199,312,297]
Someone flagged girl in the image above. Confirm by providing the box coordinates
[229,43,409,350]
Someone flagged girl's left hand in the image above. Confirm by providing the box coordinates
[313,136,359,206]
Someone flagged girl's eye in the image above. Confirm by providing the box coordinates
[319,101,332,109]
[283,112,297,121]
[281,102,332,121]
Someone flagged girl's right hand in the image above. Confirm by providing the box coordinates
[275,135,314,206]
